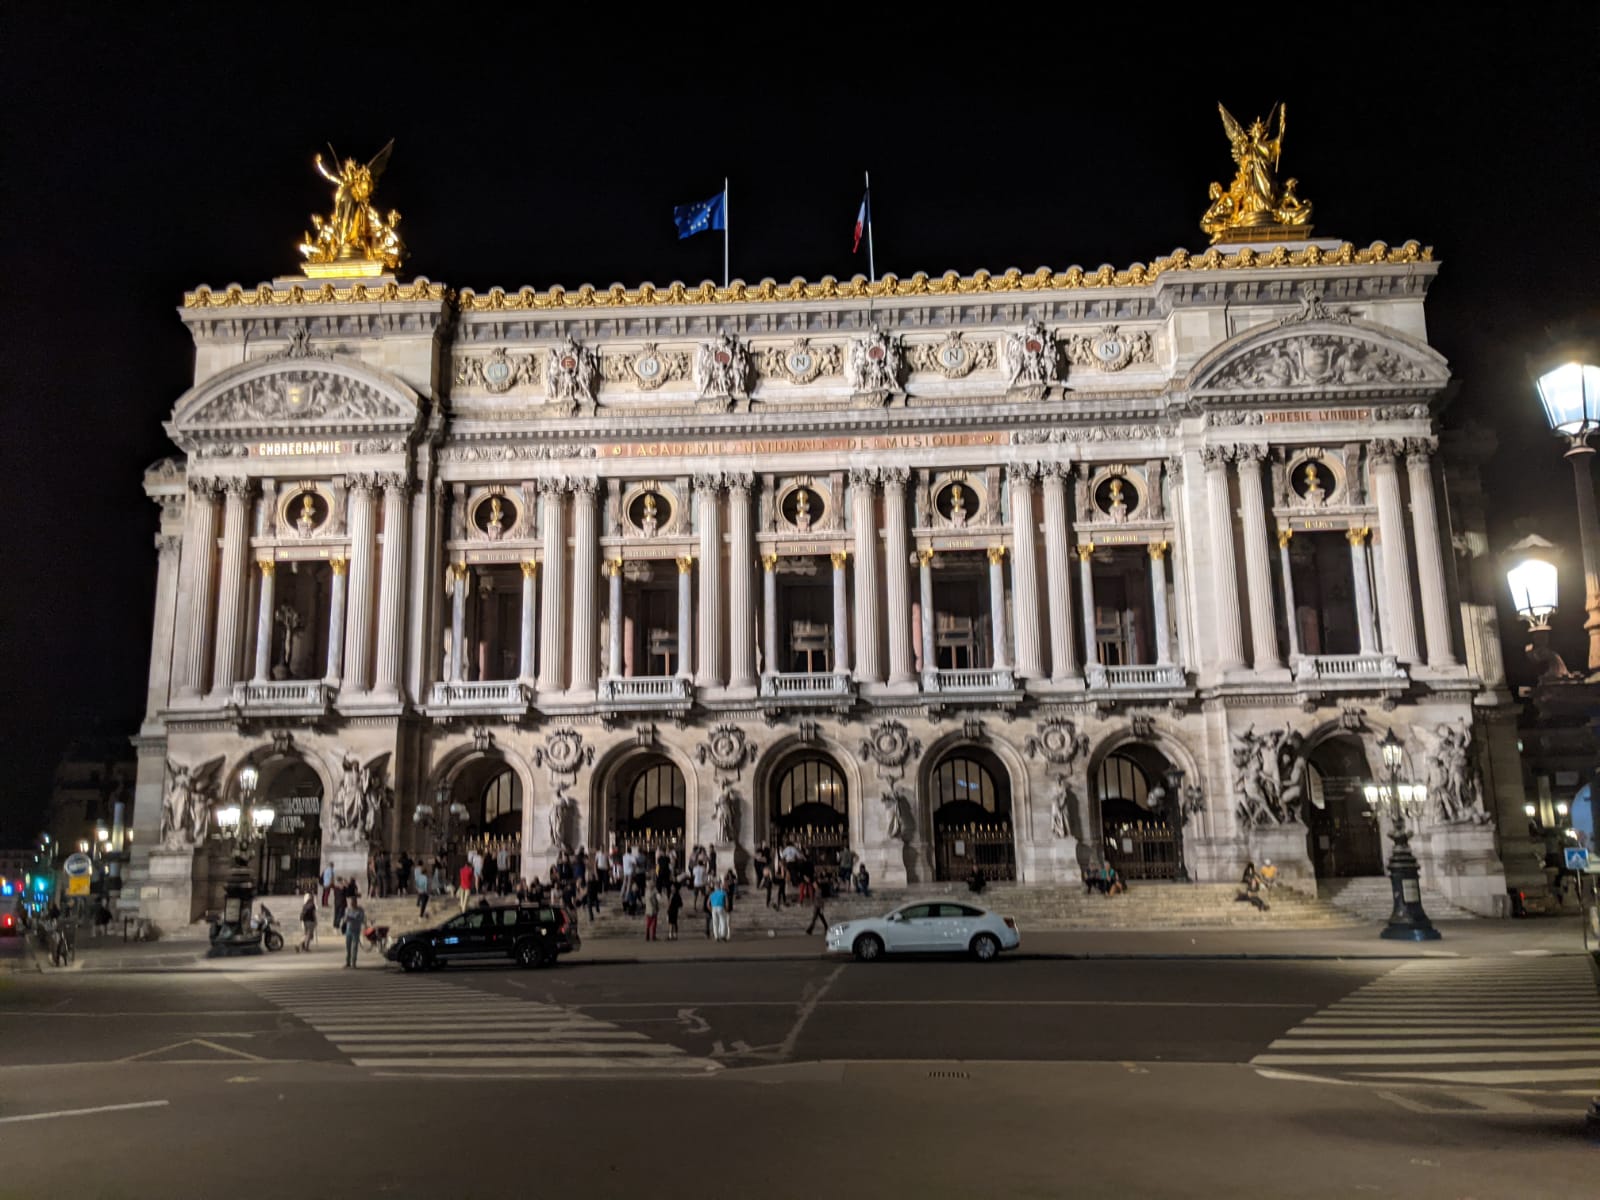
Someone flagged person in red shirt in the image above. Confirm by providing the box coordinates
[458,861,475,913]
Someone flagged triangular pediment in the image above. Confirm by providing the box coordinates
[1187,316,1449,403]
[170,355,422,437]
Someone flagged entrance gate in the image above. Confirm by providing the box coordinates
[930,750,1016,882]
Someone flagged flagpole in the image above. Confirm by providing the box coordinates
[723,176,730,289]
[865,170,876,283]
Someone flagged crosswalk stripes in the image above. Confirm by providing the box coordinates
[232,970,721,1079]
[1251,956,1600,1091]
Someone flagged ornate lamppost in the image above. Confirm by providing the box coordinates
[209,765,276,954]
[412,784,469,857]
[1531,343,1600,674]
[1362,729,1440,942]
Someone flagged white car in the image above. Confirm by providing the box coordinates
[825,900,1020,962]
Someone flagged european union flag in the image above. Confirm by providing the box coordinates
[674,190,726,239]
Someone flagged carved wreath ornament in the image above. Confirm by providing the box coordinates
[536,728,593,777]
[859,720,921,776]
[695,723,757,777]
[1024,718,1090,767]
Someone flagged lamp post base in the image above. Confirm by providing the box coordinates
[1380,836,1441,941]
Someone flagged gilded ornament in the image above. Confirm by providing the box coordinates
[1200,104,1314,244]
[297,141,406,275]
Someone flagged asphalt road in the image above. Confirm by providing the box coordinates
[1,950,1595,1198]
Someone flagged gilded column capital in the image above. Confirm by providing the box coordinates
[1345,526,1370,547]
[830,550,850,569]
[330,556,348,575]
[602,557,623,577]
[1075,542,1095,562]
[520,560,538,578]
[1147,541,1168,561]
[987,545,1008,565]
[257,559,276,577]
[450,561,469,582]
[761,553,779,572]
[916,547,936,567]
[676,555,696,574]
[1276,528,1293,549]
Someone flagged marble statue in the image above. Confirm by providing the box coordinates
[548,786,577,851]
[161,757,222,849]
[1422,723,1489,825]
[1050,781,1074,840]
[1232,725,1309,826]
[713,786,738,845]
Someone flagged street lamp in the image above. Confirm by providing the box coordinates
[215,765,275,863]
[1532,344,1600,671]
[413,783,470,854]
[1362,728,1441,941]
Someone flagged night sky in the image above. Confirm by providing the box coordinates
[2,6,1596,843]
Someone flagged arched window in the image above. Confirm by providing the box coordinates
[1095,753,1149,808]
[933,756,1001,814]
[930,749,1015,883]
[775,756,846,819]
[481,769,522,824]
[628,760,686,820]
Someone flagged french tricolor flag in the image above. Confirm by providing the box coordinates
[853,191,869,254]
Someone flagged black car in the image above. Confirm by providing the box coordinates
[385,904,579,972]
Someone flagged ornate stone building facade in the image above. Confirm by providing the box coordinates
[127,238,1536,925]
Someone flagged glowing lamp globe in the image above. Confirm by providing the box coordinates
[1505,557,1559,630]
[1534,360,1600,438]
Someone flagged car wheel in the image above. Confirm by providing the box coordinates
[517,940,543,968]
[400,944,431,973]
[853,933,884,962]
[970,933,1000,962]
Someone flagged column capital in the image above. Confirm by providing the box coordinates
[1199,445,1232,470]
[537,476,570,497]
[1276,528,1293,549]
[1076,542,1095,562]
[520,560,538,578]
[830,550,850,569]
[603,557,624,577]
[1038,460,1072,483]
[1345,525,1371,546]
[156,533,182,559]
[916,547,936,567]
[1147,540,1169,561]
[219,475,253,499]
[375,471,412,494]
[450,561,469,582]
[1232,443,1266,466]
[880,466,909,489]
[570,476,599,497]
[330,556,348,575]
[761,553,779,572]
[346,471,379,494]
[691,472,723,495]
[1368,439,1403,466]
[676,555,695,574]
[186,476,223,499]
[1006,462,1039,485]
[847,467,879,489]
[257,558,276,577]
[1403,436,1439,460]
[725,471,754,496]
[987,545,1007,565]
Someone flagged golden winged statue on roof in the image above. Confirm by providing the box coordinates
[1200,103,1313,244]
[298,140,405,273]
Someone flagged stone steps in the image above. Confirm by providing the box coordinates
[1317,876,1481,922]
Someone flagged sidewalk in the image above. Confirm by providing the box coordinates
[33,915,1595,973]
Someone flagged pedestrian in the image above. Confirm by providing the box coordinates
[774,861,788,909]
[691,859,707,911]
[458,860,475,913]
[1237,861,1269,912]
[666,884,682,940]
[414,865,431,919]
[481,850,499,897]
[93,898,113,938]
[497,842,513,896]
[320,861,335,907]
[762,865,776,909]
[585,874,601,922]
[341,894,367,968]
[297,892,317,952]
[709,882,730,942]
[855,863,870,898]
[645,886,660,941]
[806,889,829,936]
[723,869,737,911]
[332,876,347,933]
[967,865,987,895]
[593,845,609,891]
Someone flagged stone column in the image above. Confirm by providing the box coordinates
[1041,464,1079,681]
[405,473,434,705]
[145,530,183,718]
[1347,527,1379,655]
[1404,440,1458,668]
[1148,542,1172,666]
[987,546,1011,670]
[881,469,915,685]
[831,550,850,674]
[606,558,623,678]
[1369,440,1421,664]
[1077,543,1097,670]
[342,476,378,692]
[761,554,779,675]
[1201,447,1247,672]
[676,556,695,678]
[1233,446,1282,671]
[172,479,219,699]
[325,558,347,683]
[918,548,936,680]
[694,476,722,688]
[209,478,251,696]
[1277,531,1301,660]
[727,475,757,689]
[569,479,599,692]
[538,483,566,693]
[1007,465,1043,679]
[449,564,468,681]
[850,470,882,683]
[252,560,275,682]
[519,561,537,680]
[374,475,411,696]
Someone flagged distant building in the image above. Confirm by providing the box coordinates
[43,732,135,865]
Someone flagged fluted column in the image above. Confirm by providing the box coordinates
[831,551,850,673]
[605,558,624,678]
[1370,441,1421,664]
[918,549,936,680]
[882,469,915,685]
[761,555,779,675]
[676,556,695,678]
[1005,465,1043,679]
[448,564,468,681]
[374,476,411,696]
[1149,542,1172,666]
[1201,448,1247,672]
[850,470,882,683]
[694,476,723,688]
[172,479,219,699]
[146,532,183,717]
[342,476,378,692]
[1347,527,1379,655]
[538,483,566,693]
[569,479,599,692]
[518,561,537,680]
[987,546,1011,669]
[1234,446,1282,671]
[325,558,347,683]
[252,560,276,682]
[727,475,757,689]
[1041,465,1079,681]
[1404,440,1458,668]
[1277,531,1301,661]
[1077,543,1098,670]
[208,478,251,696]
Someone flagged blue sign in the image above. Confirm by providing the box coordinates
[1565,847,1590,872]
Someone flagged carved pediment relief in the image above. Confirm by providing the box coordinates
[1187,318,1448,400]
[171,356,423,439]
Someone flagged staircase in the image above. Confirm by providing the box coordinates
[1317,877,1481,922]
[357,879,1363,939]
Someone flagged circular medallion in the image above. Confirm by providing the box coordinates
[867,344,885,361]
[560,355,577,371]
[786,349,814,378]
[714,349,732,366]
[635,354,662,381]
[484,358,512,385]
[939,343,968,370]
[1096,338,1124,363]
[1025,338,1043,354]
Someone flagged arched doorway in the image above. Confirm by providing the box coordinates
[931,748,1016,882]
[769,754,849,874]
[1304,736,1383,877]
[1095,746,1183,880]
[609,755,687,856]
[259,760,323,896]
[431,756,526,879]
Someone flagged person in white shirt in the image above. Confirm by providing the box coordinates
[691,861,707,909]
[593,847,609,891]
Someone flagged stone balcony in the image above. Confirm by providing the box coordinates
[595,675,693,713]
[1087,663,1188,689]
[925,667,1020,698]
[229,679,333,717]
[426,679,533,718]
[1292,653,1407,685]
[759,671,856,706]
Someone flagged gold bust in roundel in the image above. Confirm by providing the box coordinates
[949,483,968,526]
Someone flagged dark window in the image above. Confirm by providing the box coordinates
[629,762,686,819]
[775,757,847,817]
[933,757,1000,813]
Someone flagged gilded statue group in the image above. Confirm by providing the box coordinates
[299,141,405,270]
[1200,103,1313,243]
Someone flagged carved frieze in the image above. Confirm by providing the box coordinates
[436,444,598,462]
[845,324,904,395]
[906,332,995,379]
[599,343,691,391]
[757,338,841,384]
[693,333,753,408]
[1001,321,1059,389]
[545,336,599,415]
[1066,325,1154,372]
[190,369,409,425]
[454,348,540,393]
[1207,335,1429,391]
